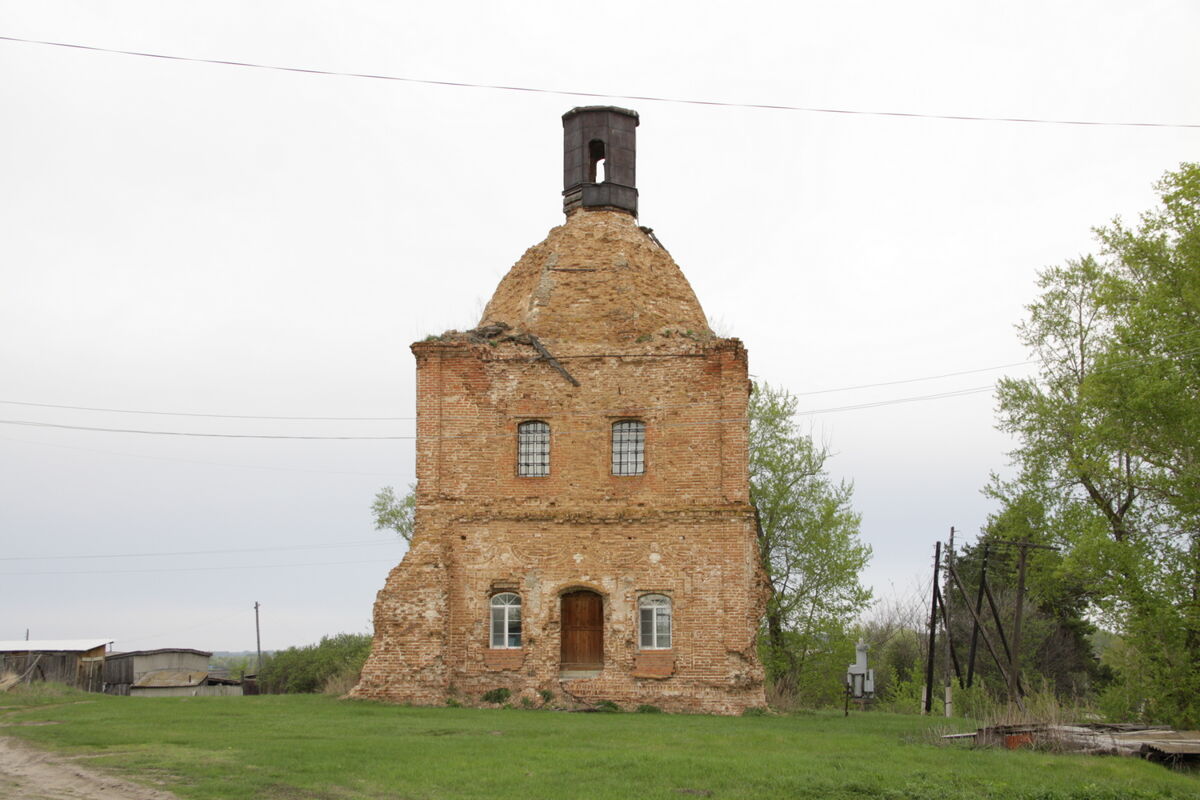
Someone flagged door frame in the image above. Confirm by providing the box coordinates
[558,587,605,671]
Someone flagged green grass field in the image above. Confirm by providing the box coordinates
[2,689,1197,799]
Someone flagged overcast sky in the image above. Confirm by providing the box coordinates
[2,1,1198,653]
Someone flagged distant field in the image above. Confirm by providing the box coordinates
[2,689,1197,799]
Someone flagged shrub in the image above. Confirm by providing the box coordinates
[481,688,511,704]
[593,700,619,712]
[320,667,362,696]
[538,689,554,704]
[635,704,663,714]
[258,633,372,694]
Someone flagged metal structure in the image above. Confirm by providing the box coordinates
[846,642,875,698]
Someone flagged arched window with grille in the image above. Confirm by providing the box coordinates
[490,592,522,649]
[517,420,550,476]
[638,594,672,650]
[611,419,645,476]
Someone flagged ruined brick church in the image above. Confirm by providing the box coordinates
[351,107,766,714]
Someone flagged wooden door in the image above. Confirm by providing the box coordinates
[560,590,603,669]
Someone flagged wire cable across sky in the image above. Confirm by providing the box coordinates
[1,34,1197,129]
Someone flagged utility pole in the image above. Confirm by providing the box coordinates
[980,539,1054,705]
[923,540,941,715]
[966,543,989,687]
[1009,544,1029,705]
[944,527,954,718]
[254,601,262,675]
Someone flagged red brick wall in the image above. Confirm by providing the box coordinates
[352,210,766,714]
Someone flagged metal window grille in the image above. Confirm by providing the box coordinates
[612,420,645,476]
[490,593,522,648]
[639,594,671,649]
[517,421,550,477]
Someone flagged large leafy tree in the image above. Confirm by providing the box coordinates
[990,163,1200,725]
[750,383,871,702]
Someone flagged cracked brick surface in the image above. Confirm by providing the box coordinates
[351,209,766,714]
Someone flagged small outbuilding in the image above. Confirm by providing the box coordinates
[104,648,242,697]
[0,639,111,692]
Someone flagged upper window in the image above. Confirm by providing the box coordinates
[490,592,522,649]
[612,420,645,476]
[517,420,550,477]
[639,594,672,650]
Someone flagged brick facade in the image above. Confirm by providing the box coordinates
[351,112,766,714]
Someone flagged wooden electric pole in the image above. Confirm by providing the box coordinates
[254,601,262,675]
[966,543,989,687]
[944,527,955,717]
[923,540,941,714]
[1009,544,1029,705]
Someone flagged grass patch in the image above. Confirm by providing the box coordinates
[1,694,1196,799]
[0,681,90,706]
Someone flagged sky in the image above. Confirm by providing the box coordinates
[2,0,1198,653]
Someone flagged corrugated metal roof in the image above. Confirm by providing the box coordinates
[0,639,111,653]
[132,669,210,688]
[107,648,212,659]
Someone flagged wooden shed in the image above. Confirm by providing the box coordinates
[103,648,241,697]
[0,639,111,692]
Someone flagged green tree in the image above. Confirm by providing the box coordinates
[258,633,373,694]
[750,383,872,704]
[991,163,1200,725]
[372,484,416,543]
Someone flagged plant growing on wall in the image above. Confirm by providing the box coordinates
[372,483,416,543]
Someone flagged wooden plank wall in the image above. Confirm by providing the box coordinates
[2,652,104,692]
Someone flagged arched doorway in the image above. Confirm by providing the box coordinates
[560,590,603,671]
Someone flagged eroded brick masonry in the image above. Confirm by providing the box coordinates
[351,107,766,714]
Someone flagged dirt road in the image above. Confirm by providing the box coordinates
[0,735,180,800]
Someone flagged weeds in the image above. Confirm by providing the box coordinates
[480,688,511,704]
[320,667,362,696]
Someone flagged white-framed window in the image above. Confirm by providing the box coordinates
[612,420,645,476]
[517,420,550,477]
[490,592,522,648]
[639,594,672,650]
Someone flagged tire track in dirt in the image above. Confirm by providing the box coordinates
[0,736,181,800]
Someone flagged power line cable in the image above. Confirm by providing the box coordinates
[0,359,1039,422]
[0,558,397,577]
[0,385,999,440]
[12,323,1193,424]
[2,332,1191,441]
[792,361,1034,397]
[0,433,404,477]
[0,539,397,562]
[0,419,415,439]
[1,34,1196,130]
[0,399,412,421]
[9,323,1192,425]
